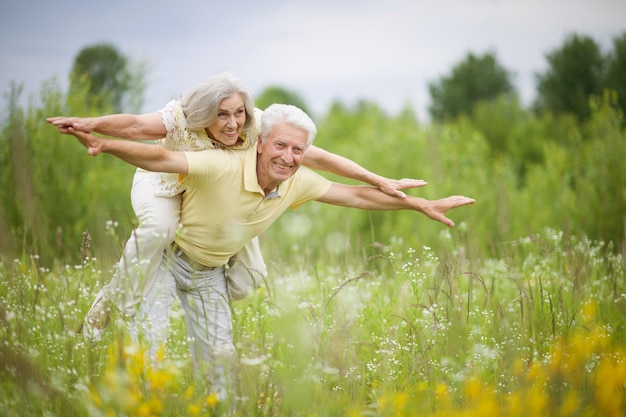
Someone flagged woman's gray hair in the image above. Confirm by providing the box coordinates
[259,104,317,149]
[180,72,255,134]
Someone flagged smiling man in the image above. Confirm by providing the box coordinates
[64,103,475,404]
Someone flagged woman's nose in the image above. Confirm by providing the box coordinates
[226,115,237,126]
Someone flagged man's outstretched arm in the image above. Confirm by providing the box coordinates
[303,145,427,199]
[65,128,189,174]
[316,183,475,227]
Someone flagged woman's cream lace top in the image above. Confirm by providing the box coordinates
[148,100,259,197]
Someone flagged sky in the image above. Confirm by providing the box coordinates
[1,0,625,121]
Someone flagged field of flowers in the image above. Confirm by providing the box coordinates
[1,228,625,416]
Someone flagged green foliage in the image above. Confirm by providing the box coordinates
[428,51,516,122]
[255,85,311,115]
[69,43,146,113]
[0,79,136,264]
[573,92,625,244]
[605,32,626,118]
[518,92,625,247]
[534,33,605,122]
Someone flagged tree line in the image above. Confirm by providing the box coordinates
[429,32,626,124]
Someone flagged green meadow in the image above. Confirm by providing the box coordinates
[1,83,625,415]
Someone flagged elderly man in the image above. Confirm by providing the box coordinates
[65,103,474,401]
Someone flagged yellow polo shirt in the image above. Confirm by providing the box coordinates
[174,143,332,267]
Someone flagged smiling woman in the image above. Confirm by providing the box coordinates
[207,95,248,147]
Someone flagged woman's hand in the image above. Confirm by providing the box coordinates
[66,127,106,156]
[375,177,428,199]
[47,116,93,133]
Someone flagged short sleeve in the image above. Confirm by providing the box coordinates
[158,100,180,133]
[289,168,332,209]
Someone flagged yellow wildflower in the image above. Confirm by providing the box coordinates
[187,403,202,416]
[205,392,219,408]
[558,390,579,417]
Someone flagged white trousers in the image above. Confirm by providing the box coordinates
[101,170,181,315]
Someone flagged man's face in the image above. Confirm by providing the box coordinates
[205,93,246,146]
[256,122,308,191]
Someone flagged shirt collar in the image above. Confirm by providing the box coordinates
[243,142,283,198]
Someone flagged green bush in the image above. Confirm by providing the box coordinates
[0,79,135,265]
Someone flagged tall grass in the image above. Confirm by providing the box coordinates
[1,228,624,415]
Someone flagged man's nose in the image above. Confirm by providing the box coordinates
[281,148,294,163]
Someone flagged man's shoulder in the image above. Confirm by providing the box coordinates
[185,147,246,176]
[287,167,332,194]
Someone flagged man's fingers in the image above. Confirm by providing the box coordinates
[439,196,475,227]
[68,127,90,139]
[449,196,476,207]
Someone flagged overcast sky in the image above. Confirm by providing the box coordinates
[1,0,624,121]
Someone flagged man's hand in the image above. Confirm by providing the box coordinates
[376,177,427,199]
[419,195,475,227]
[65,128,106,156]
[58,126,189,174]
[317,183,475,227]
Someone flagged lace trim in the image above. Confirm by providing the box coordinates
[152,100,257,197]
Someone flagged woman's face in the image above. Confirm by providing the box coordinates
[206,93,247,146]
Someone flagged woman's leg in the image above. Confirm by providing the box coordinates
[130,250,177,363]
[85,170,182,337]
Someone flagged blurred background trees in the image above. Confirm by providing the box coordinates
[427,51,517,122]
[533,34,605,122]
[605,33,626,116]
[254,85,311,115]
[69,43,146,113]
[1,33,624,265]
